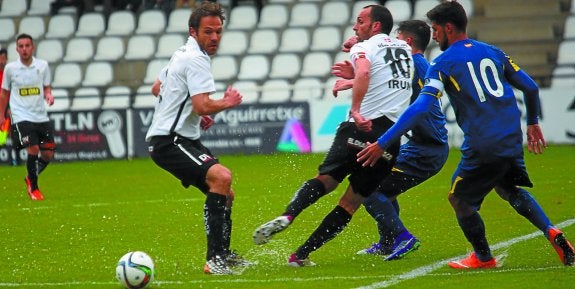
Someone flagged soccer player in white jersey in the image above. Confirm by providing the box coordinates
[0,34,55,201]
[145,1,245,275]
[152,66,215,130]
[253,4,413,266]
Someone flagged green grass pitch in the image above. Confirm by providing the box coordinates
[0,145,573,288]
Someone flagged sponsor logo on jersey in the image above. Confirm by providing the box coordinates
[198,153,214,163]
[18,87,40,96]
[347,137,367,149]
[347,138,393,161]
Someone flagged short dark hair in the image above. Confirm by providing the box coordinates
[0,48,7,56]
[426,1,468,32]
[366,5,394,35]
[397,20,431,52]
[16,33,34,44]
[188,1,226,31]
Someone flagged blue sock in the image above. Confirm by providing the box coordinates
[371,199,400,246]
[508,188,553,238]
[457,212,492,261]
[364,193,406,239]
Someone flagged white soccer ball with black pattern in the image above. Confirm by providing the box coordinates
[116,251,154,289]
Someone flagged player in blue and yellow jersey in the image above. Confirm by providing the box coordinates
[358,19,449,261]
[358,1,574,269]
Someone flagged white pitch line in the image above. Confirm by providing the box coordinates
[0,218,571,288]
[355,218,575,289]
[0,266,565,287]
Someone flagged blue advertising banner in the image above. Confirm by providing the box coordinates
[131,102,311,157]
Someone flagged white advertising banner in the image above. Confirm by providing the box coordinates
[309,88,575,153]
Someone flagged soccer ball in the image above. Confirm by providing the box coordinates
[116,251,154,289]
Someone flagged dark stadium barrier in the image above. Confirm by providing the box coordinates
[0,102,311,165]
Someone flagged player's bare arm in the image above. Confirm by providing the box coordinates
[151,79,161,97]
[191,86,242,115]
[350,57,371,132]
[0,89,9,124]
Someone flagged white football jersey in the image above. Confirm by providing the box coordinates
[349,33,413,122]
[145,37,216,141]
[2,57,51,123]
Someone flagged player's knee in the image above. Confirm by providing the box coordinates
[27,145,40,155]
[448,193,472,215]
[315,175,339,192]
[338,192,362,215]
[40,142,56,151]
[494,186,509,201]
[508,187,532,211]
[40,150,54,161]
[338,200,359,215]
[207,164,233,189]
[447,193,458,206]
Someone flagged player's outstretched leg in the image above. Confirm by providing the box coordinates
[499,186,574,265]
[254,178,327,245]
[547,227,575,266]
[253,215,292,245]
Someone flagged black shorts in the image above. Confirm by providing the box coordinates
[450,157,533,209]
[12,121,55,150]
[375,170,427,198]
[319,116,400,197]
[149,134,219,194]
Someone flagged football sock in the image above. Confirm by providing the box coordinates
[284,178,327,219]
[380,199,400,246]
[295,205,351,259]
[204,192,227,260]
[364,193,406,239]
[26,154,39,189]
[457,212,492,261]
[223,206,232,253]
[508,188,552,237]
[37,157,50,175]
[364,194,392,245]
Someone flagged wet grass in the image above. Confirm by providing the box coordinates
[0,145,573,288]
